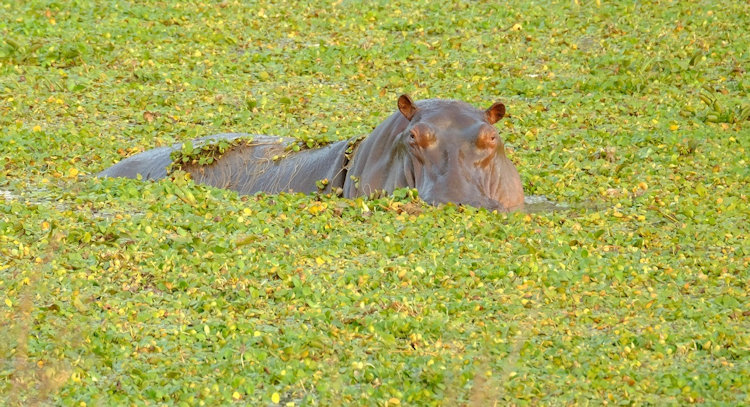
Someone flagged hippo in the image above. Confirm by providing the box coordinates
[99,95,524,211]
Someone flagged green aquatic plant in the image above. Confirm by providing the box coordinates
[1,0,748,405]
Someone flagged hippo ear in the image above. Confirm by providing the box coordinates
[485,102,506,124]
[398,94,418,121]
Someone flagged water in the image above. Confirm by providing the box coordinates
[523,195,569,213]
[3,186,571,215]
[0,190,17,201]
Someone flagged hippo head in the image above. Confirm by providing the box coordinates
[397,94,524,211]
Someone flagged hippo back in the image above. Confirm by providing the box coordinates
[183,136,349,195]
[99,133,350,195]
[98,133,257,181]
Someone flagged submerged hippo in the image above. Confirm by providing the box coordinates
[99,95,524,211]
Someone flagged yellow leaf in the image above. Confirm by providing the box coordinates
[72,296,87,312]
[271,392,280,403]
[308,203,326,215]
[387,398,401,406]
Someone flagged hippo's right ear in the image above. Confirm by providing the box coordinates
[398,94,418,121]
[485,102,506,124]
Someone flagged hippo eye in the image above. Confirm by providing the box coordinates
[408,125,434,148]
[476,127,499,150]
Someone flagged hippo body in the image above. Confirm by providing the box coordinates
[99,134,350,195]
[100,95,524,211]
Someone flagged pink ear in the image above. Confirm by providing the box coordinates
[398,94,418,121]
[485,102,506,124]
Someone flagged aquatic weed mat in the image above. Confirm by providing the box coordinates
[1,0,749,405]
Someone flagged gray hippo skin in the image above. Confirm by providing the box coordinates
[99,95,524,211]
[99,134,350,195]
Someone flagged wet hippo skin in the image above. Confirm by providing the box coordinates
[99,95,524,211]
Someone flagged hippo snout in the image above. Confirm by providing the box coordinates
[418,176,507,211]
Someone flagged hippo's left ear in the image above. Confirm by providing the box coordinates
[485,102,506,124]
[398,94,418,121]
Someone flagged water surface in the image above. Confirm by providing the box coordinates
[523,195,569,213]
